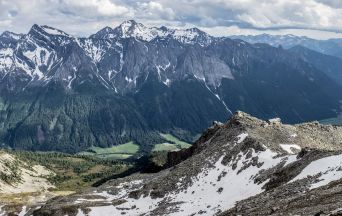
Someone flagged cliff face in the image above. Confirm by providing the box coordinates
[27,111,342,216]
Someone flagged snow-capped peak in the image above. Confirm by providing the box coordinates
[101,26,113,33]
[171,27,212,46]
[118,20,158,41]
[91,20,213,46]
[117,20,212,45]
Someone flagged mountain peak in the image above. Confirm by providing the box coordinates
[0,31,23,40]
[90,20,212,45]
[28,24,69,37]
[116,20,155,41]
[102,26,113,33]
[89,26,113,39]
[29,24,42,33]
[120,19,139,27]
[187,27,204,33]
[118,20,145,32]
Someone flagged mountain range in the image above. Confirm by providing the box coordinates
[0,20,341,153]
[230,34,342,59]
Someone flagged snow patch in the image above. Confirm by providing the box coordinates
[18,206,27,216]
[165,148,285,215]
[67,72,76,89]
[0,152,54,194]
[125,76,133,83]
[163,78,171,86]
[89,196,162,216]
[76,179,162,216]
[0,48,13,57]
[268,118,281,124]
[78,39,108,63]
[214,94,232,114]
[41,26,69,37]
[237,133,248,144]
[76,209,86,216]
[0,205,4,216]
[0,48,14,70]
[22,46,53,79]
[279,144,301,154]
[283,155,299,167]
[291,154,342,189]
[290,133,297,138]
[74,145,301,216]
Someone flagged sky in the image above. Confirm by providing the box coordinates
[1,0,342,39]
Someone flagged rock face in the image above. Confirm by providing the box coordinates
[30,111,342,216]
[0,21,342,153]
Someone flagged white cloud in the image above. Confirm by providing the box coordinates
[137,1,175,20]
[316,0,342,8]
[62,0,132,16]
[1,0,342,39]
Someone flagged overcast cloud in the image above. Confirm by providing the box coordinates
[1,0,342,39]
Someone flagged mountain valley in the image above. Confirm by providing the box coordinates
[0,21,342,153]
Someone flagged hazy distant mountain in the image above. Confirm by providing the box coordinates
[230,34,342,59]
[288,45,342,86]
[0,21,341,153]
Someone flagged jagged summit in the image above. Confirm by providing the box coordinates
[120,19,139,28]
[28,24,69,37]
[116,19,160,41]
[90,20,212,46]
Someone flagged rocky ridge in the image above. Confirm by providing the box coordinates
[27,111,342,216]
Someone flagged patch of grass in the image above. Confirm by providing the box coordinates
[152,134,192,152]
[152,143,179,152]
[12,151,132,191]
[88,142,139,154]
[149,151,169,167]
[78,142,140,160]
[0,192,52,205]
[160,133,192,148]
[94,154,133,160]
